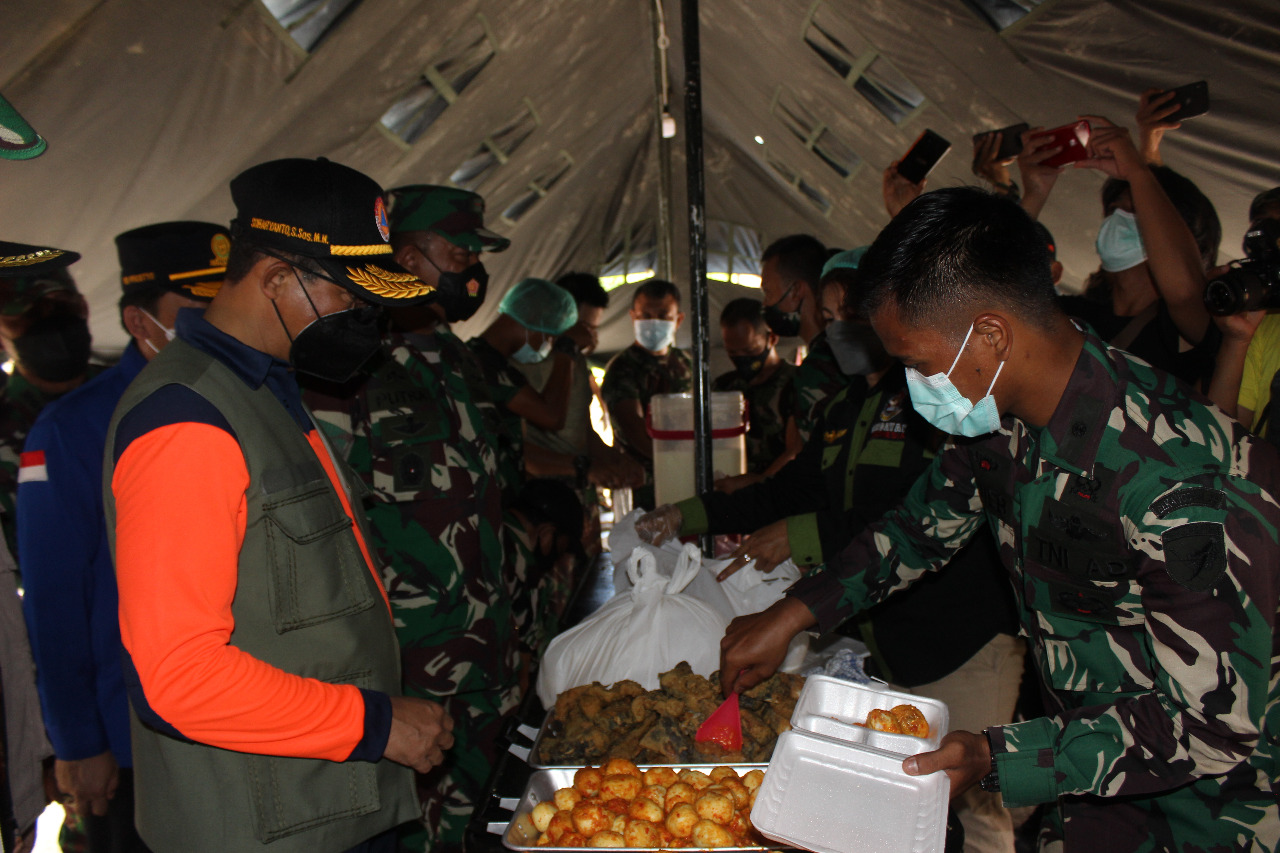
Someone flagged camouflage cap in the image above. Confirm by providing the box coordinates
[0,240,81,316]
[387,185,510,253]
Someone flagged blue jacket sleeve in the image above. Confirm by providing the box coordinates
[18,414,112,760]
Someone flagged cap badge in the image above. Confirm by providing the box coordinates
[211,233,231,266]
[467,277,480,296]
[375,197,390,242]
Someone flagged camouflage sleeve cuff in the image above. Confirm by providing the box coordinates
[989,719,1061,808]
[786,513,823,567]
[675,497,708,536]
[785,572,845,634]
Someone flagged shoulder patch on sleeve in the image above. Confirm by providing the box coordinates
[1150,486,1227,519]
[1161,521,1228,591]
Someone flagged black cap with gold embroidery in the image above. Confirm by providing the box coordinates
[229,157,435,306]
[115,221,228,302]
[0,240,81,316]
[0,240,80,279]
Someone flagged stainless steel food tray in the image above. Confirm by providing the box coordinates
[489,765,778,852]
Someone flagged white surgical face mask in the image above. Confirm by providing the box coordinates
[511,328,552,364]
[904,323,1005,438]
[1096,208,1148,272]
[634,318,677,352]
[140,308,176,354]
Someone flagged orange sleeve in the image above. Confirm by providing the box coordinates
[113,423,368,761]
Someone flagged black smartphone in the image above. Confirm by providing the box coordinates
[1159,80,1209,122]
[896,129,951,184]
[972,122,1029,160]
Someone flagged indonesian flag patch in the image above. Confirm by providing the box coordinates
[18,450,47,483]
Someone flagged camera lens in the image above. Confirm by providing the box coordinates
[1204,261,1274,315]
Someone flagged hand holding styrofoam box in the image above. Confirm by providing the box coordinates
[751,675,952,853]
[534,545,728,709]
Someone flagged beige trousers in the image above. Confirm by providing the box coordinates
[900,633,1026,853]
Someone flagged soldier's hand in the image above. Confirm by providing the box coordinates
[562,322,597,355]
[717,520,791,581]
[635,504,682,545]
[719,597,815,696]
[55,752,119,818]
[385,696,455,774]
[904,730,990,798]
[713,472,763,494]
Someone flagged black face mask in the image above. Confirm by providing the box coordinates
[273,272,382,383]
[826,320,888,377]
[763,283,802,337]
[730,348,770,382]
[425,255,489,323]
[13,312,91,382]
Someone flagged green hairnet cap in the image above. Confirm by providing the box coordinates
[499,277,578,334]
[821,246,869,279]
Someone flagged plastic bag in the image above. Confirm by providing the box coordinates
[610,509,800,622]
[535,544,730,709]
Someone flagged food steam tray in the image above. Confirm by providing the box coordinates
[750,731,948,853]
[496,765,775,852]
[789,675,949,755]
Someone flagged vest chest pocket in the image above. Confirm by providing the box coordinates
[245,669,380,842]
[262,481,376,633]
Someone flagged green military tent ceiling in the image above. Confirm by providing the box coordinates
[2,0,1277,359]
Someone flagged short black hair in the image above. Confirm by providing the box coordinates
[719,297,768,334]
[556,272,609,309]
[224,238,317,285]
[1250,187,1280,223]
[1101,166,1221,270]
[117,286,165,335]
[856,187,1059,338]
[633,278,681,307]
[762,234,826,289]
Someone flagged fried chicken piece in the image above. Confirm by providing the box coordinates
[891,704,930,738]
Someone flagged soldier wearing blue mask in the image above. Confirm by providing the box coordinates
[720,187,1280,853]
[601,278,692,509]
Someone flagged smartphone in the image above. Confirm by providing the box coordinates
[1031,120,1091,168]
[896,130,951,184]
[972,122,1029,160]
[1158,80,1209,122]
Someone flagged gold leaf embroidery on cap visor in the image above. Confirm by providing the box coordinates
[345,265,437,300]
[0,248,66,268]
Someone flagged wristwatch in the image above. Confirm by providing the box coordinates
[573,454,591,489]
[553,335,581,356]
[979,728,1001,793]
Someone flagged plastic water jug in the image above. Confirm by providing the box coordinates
[647,391,746,506]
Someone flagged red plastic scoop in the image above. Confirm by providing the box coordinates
[695,692,743,751]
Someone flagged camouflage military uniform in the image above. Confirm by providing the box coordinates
[501,510,574,663]
[791,330,851,444]
[466,336,528,495]
[788,334,1280,851]
[601,343,693,507]
[0,367,101,550]
[712,360,796,474]
[304,328,519,853]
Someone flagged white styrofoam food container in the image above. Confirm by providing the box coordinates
[789,675,950,756]
[750,731,948,853]
[751,676,951,853]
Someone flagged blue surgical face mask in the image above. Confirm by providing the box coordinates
[634,318,677,352]
[1096,208,1148,272]
[904,323,1005,437]
[511,328,552,364]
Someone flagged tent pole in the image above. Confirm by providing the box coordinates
[680,0,712,557]
[648,0,675,280]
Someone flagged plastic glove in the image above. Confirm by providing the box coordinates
[635,504,682,545]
